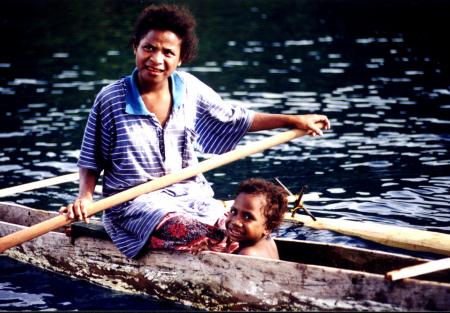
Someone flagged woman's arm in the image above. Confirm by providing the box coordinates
[249,112,331,136]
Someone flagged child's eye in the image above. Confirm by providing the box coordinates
[243,213,253,221]
[230,208,237,215]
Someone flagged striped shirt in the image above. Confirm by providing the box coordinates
[77,68,254,258]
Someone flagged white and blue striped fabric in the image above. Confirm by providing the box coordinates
[77,68,254,258]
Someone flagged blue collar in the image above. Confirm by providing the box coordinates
[125,68,184,115]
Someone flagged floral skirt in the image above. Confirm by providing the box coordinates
[148,212,239,254]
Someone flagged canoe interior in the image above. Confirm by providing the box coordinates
[1,201,449,284]
[276,238,450,283]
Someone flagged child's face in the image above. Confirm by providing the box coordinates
[225,192,268,244]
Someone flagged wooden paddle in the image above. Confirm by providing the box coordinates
[386,257,450,281]
[0,129,308,253]
[0,172,79,198]
[286,214,450,256]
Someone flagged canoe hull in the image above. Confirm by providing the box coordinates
[1,202,449,311]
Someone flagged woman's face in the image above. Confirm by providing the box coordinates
[134,29,182,88]
[225,192,268,245]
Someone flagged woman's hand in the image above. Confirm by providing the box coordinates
[60,168,99,223]
[59,197,93,223]
[290,114,331,136]
[250,112,331,136]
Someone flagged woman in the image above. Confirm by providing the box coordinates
[61,4,330,259]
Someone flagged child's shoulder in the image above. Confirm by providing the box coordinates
[238,238,279,259]
[238,245,261,257]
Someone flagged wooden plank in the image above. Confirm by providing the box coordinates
[0,202,66,232]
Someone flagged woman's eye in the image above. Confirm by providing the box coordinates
[164,50,174,57]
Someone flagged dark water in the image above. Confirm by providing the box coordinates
[1,0,449,310]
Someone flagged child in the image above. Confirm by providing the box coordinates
[147,178,287,259]
[225,178,288,259]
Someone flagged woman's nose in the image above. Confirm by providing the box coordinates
[151,51,163,64]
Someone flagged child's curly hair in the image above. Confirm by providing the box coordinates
[237,178,288,231]
[131,4,198,63]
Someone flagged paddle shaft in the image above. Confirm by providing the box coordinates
[0,129,307,253]
[0,172,79,198]
[386,258,450,281]
[286,214,450,256]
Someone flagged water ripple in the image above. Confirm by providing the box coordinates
[0,282,53,309]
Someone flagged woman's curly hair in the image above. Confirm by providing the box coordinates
[237,178,288,231]
[131,4,198,63]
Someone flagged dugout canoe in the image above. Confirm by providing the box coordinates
[0,201,449,311]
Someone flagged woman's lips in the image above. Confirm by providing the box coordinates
[146,66,164,74]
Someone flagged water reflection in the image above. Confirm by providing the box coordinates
[0,256,189,311]
[0,282,53,310]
